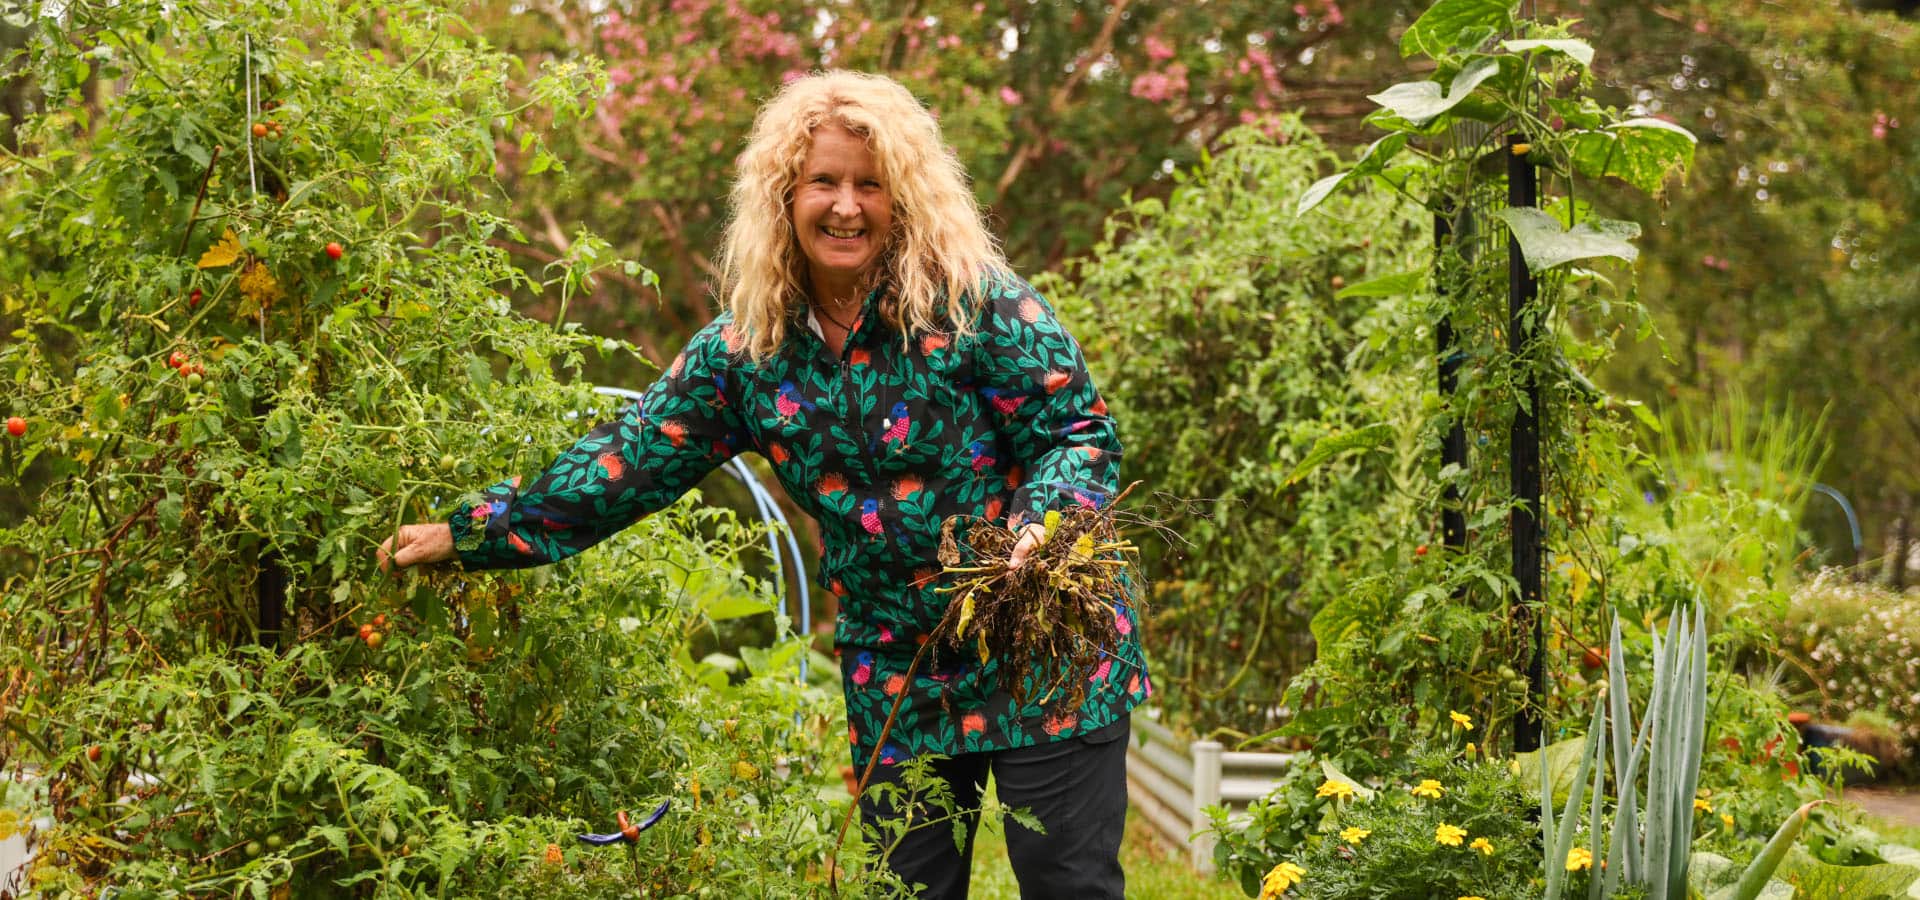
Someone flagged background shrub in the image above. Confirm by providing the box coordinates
[1776,569,1920,772]
[1041,121,1426,738]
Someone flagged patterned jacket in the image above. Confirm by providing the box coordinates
[448,273,1149,764]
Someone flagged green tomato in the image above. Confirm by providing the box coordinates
[245,840,264,858]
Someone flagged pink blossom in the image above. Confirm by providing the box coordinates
[1144,35,1175,62]
[999,86,1023,105]
[1130,66,1189,103]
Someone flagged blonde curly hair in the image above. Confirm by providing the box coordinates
[718,70,1008,360]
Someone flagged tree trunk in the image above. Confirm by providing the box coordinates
[1892,499,1912,591]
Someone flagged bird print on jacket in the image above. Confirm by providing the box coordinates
[447,273,1147,766]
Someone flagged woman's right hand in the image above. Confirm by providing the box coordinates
[377,523,456,575]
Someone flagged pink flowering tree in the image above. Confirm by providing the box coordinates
[474,0,1397,364]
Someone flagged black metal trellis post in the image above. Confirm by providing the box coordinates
[1435,206,1468,576]
[257,552,286,649]
[1507,134,1545,753]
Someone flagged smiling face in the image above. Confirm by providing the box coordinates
[792,123,893,304]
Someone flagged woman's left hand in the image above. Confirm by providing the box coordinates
[1006,523,1048,570]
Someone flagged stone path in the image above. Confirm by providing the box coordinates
[1851,787,1920,830]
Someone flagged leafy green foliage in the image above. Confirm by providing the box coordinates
[1214,746,1544,899]
[0,2,864,894]
[1775,571,1920,765]
[1040,121,1428,736]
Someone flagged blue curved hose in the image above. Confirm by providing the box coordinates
[1810,482,1864,567]
[589,387,811,686]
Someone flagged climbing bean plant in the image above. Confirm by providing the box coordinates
[1276,0,1700,771]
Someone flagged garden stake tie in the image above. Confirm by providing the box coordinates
[576,799,671,846]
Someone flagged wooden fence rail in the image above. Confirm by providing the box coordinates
[1126,713,1298,874]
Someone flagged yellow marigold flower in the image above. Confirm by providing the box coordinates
[1694,797,1713,813]
[1339,826,1371,843]
[1470,837,1494,856]
[1721,813,1735,830]
[1316,778,1356,801]
[1450,710,1474,730]
[1260,861,1306,899]
[733,759,761,781]
[1566,847,1594,872]
[1465,741,1478,756]
[1435,823,1467,846]
[1411,779,1445,799]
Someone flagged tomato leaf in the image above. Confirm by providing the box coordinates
[196,228,241,269]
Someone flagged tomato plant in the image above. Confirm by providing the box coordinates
[0,1,873,895]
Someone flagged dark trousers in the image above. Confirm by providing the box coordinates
[858,716,1129,899]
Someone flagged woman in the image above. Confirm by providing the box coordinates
[377,70,1145,898]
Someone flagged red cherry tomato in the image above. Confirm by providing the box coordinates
[1415,544,1429,557]
[251,122,269,138]
[372,613,387,628]
[324,242,344,260]
[87,745,102,762]
[358,623,375,640]
[6,416,25,438]
[189,288,203,307]
[168,351,187,370]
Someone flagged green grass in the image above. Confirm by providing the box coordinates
[963,805,1246,899]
